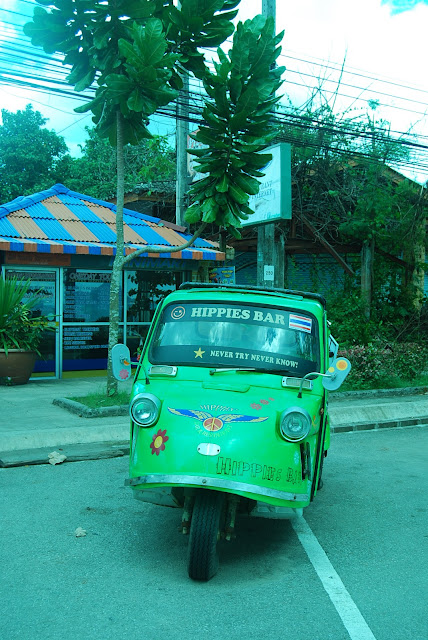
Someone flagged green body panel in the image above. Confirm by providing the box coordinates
[128,286,331,509]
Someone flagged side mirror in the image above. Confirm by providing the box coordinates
[111,343,132,381]
[322,357,351,391]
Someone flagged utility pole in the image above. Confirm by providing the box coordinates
[257,0,285,289]
[175,73,190,228]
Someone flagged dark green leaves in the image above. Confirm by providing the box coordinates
[24,0,285,237]
[185,14,284,234]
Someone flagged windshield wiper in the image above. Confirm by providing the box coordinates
[209,367,256,375]
[209,367,294,376]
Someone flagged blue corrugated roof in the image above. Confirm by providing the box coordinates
[0,184,224,261]
[0,216,19,236]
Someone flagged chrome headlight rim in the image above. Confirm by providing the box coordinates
[130,393,161,427]
[280,406,311,442]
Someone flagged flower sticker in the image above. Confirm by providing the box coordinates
[150,429,169,456]
[119,368,130,380]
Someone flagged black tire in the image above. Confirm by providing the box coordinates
[187,490,224,581]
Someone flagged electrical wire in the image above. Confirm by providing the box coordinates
[1,4,428,175]
[1,19,427,124]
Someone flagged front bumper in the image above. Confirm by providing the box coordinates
[125,473,310,503]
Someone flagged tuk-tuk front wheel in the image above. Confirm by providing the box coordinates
[187,489,225,581]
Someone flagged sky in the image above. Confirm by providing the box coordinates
[0,0,427,182]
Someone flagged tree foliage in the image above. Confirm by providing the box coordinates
[24,0,283,394]
[24,0,240,145]
[68,127,175,199]
[280,100,424,255]
[24,1,281,234]
[185,16,284,236]
[279,97,427,339]
[0,105,70,202]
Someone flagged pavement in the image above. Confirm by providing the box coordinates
[1,376,428,467]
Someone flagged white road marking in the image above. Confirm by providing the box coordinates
[292,516,377,640]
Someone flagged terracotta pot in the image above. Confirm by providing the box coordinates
[0,349,37,385]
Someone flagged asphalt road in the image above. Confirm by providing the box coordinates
[1,427,427,640]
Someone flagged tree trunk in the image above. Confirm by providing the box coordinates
[408,236,426,312]
[107,111,126,396]
[361,239,374,320]
[404,191,426,311]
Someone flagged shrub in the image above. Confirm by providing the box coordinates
[0,276,53,355]
[339,341,428,388]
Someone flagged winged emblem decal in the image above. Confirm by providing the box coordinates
[168,408,268,432]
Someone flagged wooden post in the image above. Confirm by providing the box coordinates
[275,228,285,288]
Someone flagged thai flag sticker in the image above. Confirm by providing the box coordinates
[289,314,312,333]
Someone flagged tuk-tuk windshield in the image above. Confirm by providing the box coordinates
[149,301,320,377]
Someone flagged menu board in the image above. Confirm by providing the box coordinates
[64,270,111,322]
[63,326,108,351]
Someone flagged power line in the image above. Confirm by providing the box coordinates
[2,8,428,116]
[281,51,428,97]
[1,8,428,174]
[2,66,427,171]
[1,25,427,127]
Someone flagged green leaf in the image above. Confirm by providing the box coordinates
[240,152,272,170]
[184,202,202,224]
[227,224,242,239]
[133,19,167,66]
[74,69,96,92]
[127,89,144,112]
[192,127,218,146]
[105,74,132,95]
[229,76,242,103]
[215,174,229,193]
[234,173,260,196]
[118,38,141,68]
[229,183,249,204]
[202,109,223,129]
[236,87,259,116]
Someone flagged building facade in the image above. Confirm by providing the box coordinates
[0,184,224,378]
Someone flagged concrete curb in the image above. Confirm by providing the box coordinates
[331,417,428,433]
[53,398,129,418]
[330,386,428,400]
[0,441,130,468]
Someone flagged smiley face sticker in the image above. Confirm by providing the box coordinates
[170,306,186,320]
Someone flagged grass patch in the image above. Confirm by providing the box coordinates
[68,389,130,409]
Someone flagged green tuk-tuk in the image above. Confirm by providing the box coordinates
[112,283,350,581]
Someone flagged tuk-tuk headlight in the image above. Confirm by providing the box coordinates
[130,393,161,427]
[280,407,311,442]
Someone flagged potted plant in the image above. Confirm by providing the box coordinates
[0,276,53,385]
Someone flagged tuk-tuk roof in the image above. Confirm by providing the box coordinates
[178,282,326,309]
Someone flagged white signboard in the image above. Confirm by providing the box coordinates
[187,136,291,226]
[242,142,292,227]
[264,265,275,281]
